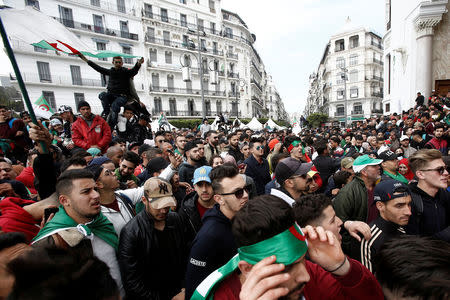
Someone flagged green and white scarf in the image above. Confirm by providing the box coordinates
[383,170,409,184]
[32,206,118,250]
[191,223,308,300]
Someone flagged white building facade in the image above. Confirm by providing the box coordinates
[5,0,287,120]
[305,19,384,126]
[383,0,449,113]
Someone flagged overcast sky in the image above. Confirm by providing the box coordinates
[222,0,386,114]
[0,0,385,115]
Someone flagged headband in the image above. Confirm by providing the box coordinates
[191,223,308,300]
[287,140,305,154]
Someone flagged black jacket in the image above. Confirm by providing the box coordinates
[406,182,450,242]
[184,204,236,300]
[131,123,152,142]
[244,155,271,195]
[226,144,243,162]
[179,162,197,185]
[118,210,189,300]
[312,155,340,191]
[180,191,202,241]
[87,60,141,95]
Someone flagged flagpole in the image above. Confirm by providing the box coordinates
[0,16,48,153]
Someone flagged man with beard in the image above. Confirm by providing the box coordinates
[270,157,313,205]
[191,194,383,300]
[244,137,271,195]
[425,123,448,154]
[115,151,140,189]
[184,165,249,300]
[204,130,220,162]
[226,132,244,162]
[118,177,188,300]
[106,146,124,168]
[333,155,382,257]
[179,141,201,185]
[71,101,111,154]
[379,150,408,184]
[32,169,122,295]
[174,134,187,156]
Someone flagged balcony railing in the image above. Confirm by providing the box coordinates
[370,41,383,50]
[373,58,384,65]
[152,109,237,117]
[334,112,344,117]
[54,17,138,41]
[251,79,262,91]
[372,75,384,81]
[68,0,132,15]
[226,52,238,59]
[372,109,383,114]
[251,96,262,104]
[227,72,239,79]
[251,60,262,78]
[228,91,240,98]
[145,36,224,56]
[150,86,226,96]
[351,110,363,115]
[372,92,383,98]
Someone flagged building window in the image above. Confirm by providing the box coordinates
[153,97,162,113]
[161,8,168,22]
[349,35,359,48]
[224,27,233,38]
[216,100,222,113]
[187,99,195,115]
[180,14,187,27]
[337,89,344,100]
[42,91,56,109]
[350,87,358,98]
[144,4,153,18]
[37,61,51,82]
[26,0,40,10]
[167,75,174,92]
[96,42,107,61]
[165,51,172,64]
[336,72,345,85]
[202,58,208,74]
[74,93,85,107]
[58,6,74,28]
[149,48,157,62]
[385,103,390,112]
[70,65,82,85]
[349,54,358,66]
[151,73,159,90]
[336,57,345,68]
[205,100,211,115]
[146,27,155,43]
[117,0,125,13]
[212,41,218,55]
[335,39,344,52]
[90,0,100,6]
[201,39,206,51]
[336,105,344,115]
[387,54,391,94]
[353,103,362,114]
[169,98,177,116]
[231,102,238,116]
[186,80,192,93]
[209,0,215,13]
[93,14,104,34]
[349,70,358,82]
[197,19,204,32]
[210,22,216,34]
[122,46,132,64]
[34,45,46,53]
[180,0,186,3]
[120,21,129,39]
[163,31,170,46]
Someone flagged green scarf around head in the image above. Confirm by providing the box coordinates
[383,170,409,184]
[32,206,118,250]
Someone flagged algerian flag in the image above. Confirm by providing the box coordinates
[33,94,54,119]
[292,117,298,127]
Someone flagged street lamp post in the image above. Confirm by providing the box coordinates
[233,78,247,118]
[340,67,348,127]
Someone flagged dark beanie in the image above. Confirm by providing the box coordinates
[77,100,91,111]
[85,164,103,181]
[146,157,169,176]
[184,141,198,153]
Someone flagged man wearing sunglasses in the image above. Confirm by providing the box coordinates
[270,157,313,206]
[184,165,249,300]
[244,137,271,195]
[407,149,450,242]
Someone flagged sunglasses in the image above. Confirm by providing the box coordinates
[220,185,251,199]
[420,166,447,175]
[255,146,264,150]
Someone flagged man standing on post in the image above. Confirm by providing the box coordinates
[72,100,111,154]
[244,137,271,195]
[118,177,188,300]
[184,164,249,299]
[78,53,144,128]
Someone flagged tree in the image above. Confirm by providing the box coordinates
[306,113,328,128]
[0,86,24,113]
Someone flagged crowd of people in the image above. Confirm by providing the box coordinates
[0,54,449,300]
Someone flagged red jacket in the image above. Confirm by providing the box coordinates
[214,258,384,300]
[0,197,39,243]
[72,115,111,153]
[15,166,37,195]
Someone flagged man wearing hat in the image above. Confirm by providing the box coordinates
[131,113,152,142]
[334,154,383,257]
[179,140,201,185]
[118,177,188,300]
[379,150,408,184]
[191,195,383,300]
[361,180,411,273]
[71,100,111,154]
[180,166,214,239]
[270,157,313,206]
[399,135,416,158]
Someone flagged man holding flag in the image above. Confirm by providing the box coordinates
[78,53,144,129]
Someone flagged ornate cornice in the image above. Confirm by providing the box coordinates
[414,0,448,38]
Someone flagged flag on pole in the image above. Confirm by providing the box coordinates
[291,117,298,127]
[33,94,54,119]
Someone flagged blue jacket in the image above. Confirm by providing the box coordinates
[245,155,271,195]
[184,204,236,300]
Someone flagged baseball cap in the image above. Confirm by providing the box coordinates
[146,157,169,176]
[374,180,410,202]
[400,135,409,142]
[352,155,382,173]
[378,150,398,161]
[128,141,142,151]
[58,105,72,114]
[274,157,313,185]
[50,118,62,126]
[268,139,280,151]
[340,157,354,169]
[143,177,176,209]
[192,166,212,185]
